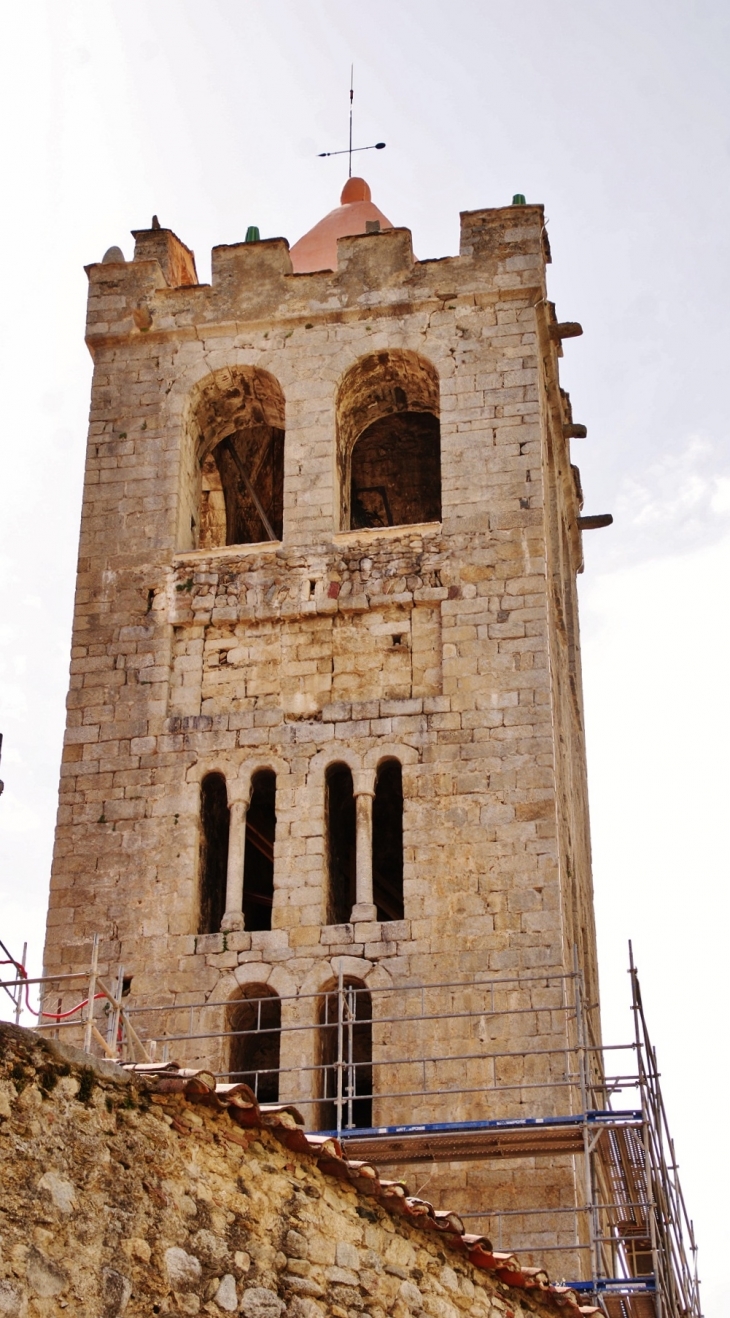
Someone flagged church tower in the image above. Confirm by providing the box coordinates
[44,178,605,1269]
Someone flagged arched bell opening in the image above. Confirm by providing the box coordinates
[191,366,286,549]
[228,984,281,1102]
[350,412,441,529]
[336,350,441,531]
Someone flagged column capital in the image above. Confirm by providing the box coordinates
[352,768,376,797]
[228,794,250,811]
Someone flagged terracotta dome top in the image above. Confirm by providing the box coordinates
[289,177,392,274]
[340,177,371,203]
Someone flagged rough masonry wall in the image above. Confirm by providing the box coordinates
[536,331,598,1017]
[0,1025,570,1318]
[41,204,598,1260]
[47,205,585,994]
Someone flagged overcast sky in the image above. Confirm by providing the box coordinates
[0,2,727,1309]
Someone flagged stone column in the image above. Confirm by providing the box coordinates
[221,798,247,932]
[352,770,377,922]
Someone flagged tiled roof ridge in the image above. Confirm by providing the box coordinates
[135,1064,600,1316]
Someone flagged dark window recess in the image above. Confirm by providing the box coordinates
[199,773,229,934]
[372,760,404,920]
[326,764,356,924]
[228,986,281,1102]
[243,769,276,932]
[319,981,372,1130]
[350,412,441,530]
[200,425,284,548]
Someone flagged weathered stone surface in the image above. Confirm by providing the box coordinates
[102,1267,133,1316]
[0,1025,560,1318]
[164,1247,202,1288]
[42,194,600,1264]
[285,1229,309,1259]
[26,1249,66,1298]
[0,1282,22,1317]
[240,1288,285,1318]
[214,1273,239,1311]
[38,1169,76,1213]
[335,1240,360,1270]
[191,1229,228,1266]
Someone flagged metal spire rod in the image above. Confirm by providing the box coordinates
[318,144,386,159]
[317,65,386,167]
[349,63,353,178]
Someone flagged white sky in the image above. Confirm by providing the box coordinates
[0,2,727,1309]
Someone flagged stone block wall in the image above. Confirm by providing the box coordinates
[42,198,600,1263]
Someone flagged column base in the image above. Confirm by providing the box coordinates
[350,903,378,923]
[220,911,244,933]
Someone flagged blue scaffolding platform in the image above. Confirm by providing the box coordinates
[329,1109,643,1164]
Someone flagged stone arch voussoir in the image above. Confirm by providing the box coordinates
[233,962,273,989]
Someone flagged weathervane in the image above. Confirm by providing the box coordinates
[318,66,386,178]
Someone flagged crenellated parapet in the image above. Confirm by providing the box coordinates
[85,205,551,349]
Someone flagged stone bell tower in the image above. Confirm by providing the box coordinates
[44,176,604,1266]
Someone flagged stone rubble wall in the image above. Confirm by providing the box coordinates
[0,1024,567,1318]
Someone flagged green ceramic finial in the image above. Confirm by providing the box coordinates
[512,194,526,206]
[245,226,261,243]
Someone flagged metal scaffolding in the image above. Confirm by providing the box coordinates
[1,942,701,1317]
[0,936,26,1025]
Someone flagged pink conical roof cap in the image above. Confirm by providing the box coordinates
[340,177,371,203]
[289,177,393,274]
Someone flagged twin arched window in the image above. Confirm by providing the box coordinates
[325,759,404,924]
[324,764,356,925]
[199,759,404,934]
[372,760,405,920]
[243,769,276,932]
[198,769,276,935]
[190,352,441,549]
